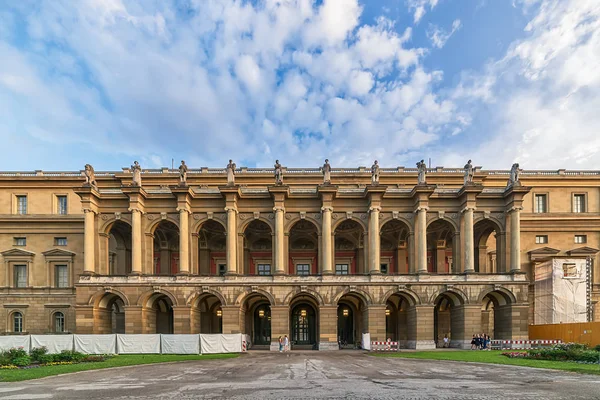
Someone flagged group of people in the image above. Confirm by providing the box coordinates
[278,335,290,352]
[471,334,491,350]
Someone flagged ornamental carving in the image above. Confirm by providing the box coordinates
[360,213,367,220]
[193,214,202,220]
[448,213,459,221]
[239,214,248,220]
[101,214,110,221]
[332,213,339,220]
[314,213,321,220]
[217,213,227,220]
[146,214,156,221]
[285,213,292,220]
[268,213,274,220]
[253,212,260,220]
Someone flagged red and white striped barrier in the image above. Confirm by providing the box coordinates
[490,339,562,350]
[242,340,247,352]
[371,341,400,351]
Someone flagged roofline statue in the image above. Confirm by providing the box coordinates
[464,159,474,185]
[371,160,380,185]
[274,159,283,185]
[321,159,331,184]
[508,163,522,187]
[227,159,236,186]
[417,159,426,185]
[131,161,142,187]
[83,164,97,189]
[179,160,188,186]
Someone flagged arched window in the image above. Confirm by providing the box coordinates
[54,312,65,333]
[13,312,23,333]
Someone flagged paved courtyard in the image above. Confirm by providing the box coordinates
[0,352,599,399]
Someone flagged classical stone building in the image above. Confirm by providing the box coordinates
[0,162,598,350]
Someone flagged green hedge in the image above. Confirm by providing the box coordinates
[1,346,111,368]
[503,343,600,363]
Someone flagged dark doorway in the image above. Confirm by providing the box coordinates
[337,305,354,346]
[290,303,317,349]
[253,303,271,345]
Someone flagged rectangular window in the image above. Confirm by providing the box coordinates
[575,235,587,244]
[534,194,547,213]
[335,264,349,275]
[14,237,26,246]
[57,195,68,215]
[218,264,226,276]
[257,264,271,276]
[380,264,388,274]
[16,195,27,215]
[55,265,68,288]
[573,194,586,213]
[296,264,310,276]
[562,263,579,278]
[535,235,548,244]
[14,265,27,288]
[54,237,67,246]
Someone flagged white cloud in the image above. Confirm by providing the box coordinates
[442,0,600,169]
[406,0,439,24]
[427,19,462,49]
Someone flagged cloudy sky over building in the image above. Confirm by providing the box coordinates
[0,0,598,171]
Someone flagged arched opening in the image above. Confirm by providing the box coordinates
[290,295,319,350]
[12,312,23,333]
[433,292,464,347]
[337,293,366,349]
[191,293,222,334]
[153,221,180,275]
[53,312,65,333]
[243,220,273,275]
[474,220,502,273]
[197,220,226,276]
[427,220,456,274]
[481,290,515,340]
[334,220,365,275]
[386,293,415,347]
[240,293,272,349]
[145,294,174,334]
[95,293,126,334]
[288,220,319,275]
[108,220,132,275]
[380,220,411,274]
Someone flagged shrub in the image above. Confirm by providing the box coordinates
[30,346,49,363]
[53,350,85,363]
[11,355,31,367]
[38,354,55,364]
[594,344,600,352]
[502,352,528,358]
[552,343,588,352]
[81,355,111,363]
[0,347,29,366]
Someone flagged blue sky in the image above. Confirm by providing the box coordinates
[0,0,598,171]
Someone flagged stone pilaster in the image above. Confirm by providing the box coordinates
[173,305,191,334]
[178,209,190,275]
[368,206,381,274]
[509,207,522,272]
[225,207,238,275]
[450,304,482,348]
[269,305,290,351]
[367,305,387,342]
[130,209,143,275]
[321,206,333,274]
[221,305,241,334]
[462,206,475,273]
[83,209,96,275]
[274,206,285,274]
[416,207,428,274]
[319,306,339,350]
[406,305,436,349]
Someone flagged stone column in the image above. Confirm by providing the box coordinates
[274,206,285,274]
[509,207,522,272]
[226,207,238,275]
[178,210,190,275]
[462,207,475,273]
[130,209,143,275]
[83,209,96,275]
[416,207,428,274]
[368,206,381,274]
[321,206,333,274]
[172,306,191,334]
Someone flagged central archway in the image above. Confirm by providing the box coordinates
[190,293,223,334]
[290,303,317,349]
[240,293,273,349]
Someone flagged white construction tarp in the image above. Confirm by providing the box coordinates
[534,258,588,324]
[0,335,31,353]
[74,334,117,354]
[200,333,242,354]
[116,334,161,354]
[31,335,74,354]
[362,333,371,350]
[160,334,200,354]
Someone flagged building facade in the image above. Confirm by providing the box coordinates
[0,163,598,350]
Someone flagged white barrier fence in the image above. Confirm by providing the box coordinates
[370,341,400,352]
[490,339,563,350]
[0,334,248,355]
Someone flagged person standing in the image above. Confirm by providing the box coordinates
[443,334,449,348]
[278,336,283,352]
[284,335,289,352]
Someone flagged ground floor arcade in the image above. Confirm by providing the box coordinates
[75,276,529,350]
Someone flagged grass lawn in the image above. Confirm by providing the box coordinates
[373,350,600,375]
[0,353,239,382]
